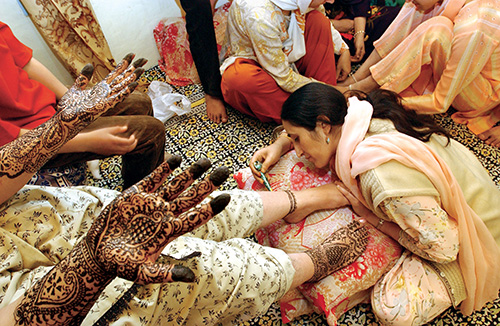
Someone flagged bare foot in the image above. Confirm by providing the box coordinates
[478,126,500,148]
[205,94,228,124]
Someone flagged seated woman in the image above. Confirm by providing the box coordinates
[220,0,351,123]
[251,82,500,325]
[340,0,500,148]
[0,58,368,325]
[323,0,401,63]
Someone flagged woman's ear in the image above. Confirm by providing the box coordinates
[317,115,332,135]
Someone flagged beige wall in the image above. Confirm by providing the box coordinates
[0,0,183,85]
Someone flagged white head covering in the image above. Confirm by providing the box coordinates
[269,0,312,62]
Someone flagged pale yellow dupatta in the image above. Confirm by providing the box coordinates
[335,97,500,315]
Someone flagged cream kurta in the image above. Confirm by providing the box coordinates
[357,119,500,324]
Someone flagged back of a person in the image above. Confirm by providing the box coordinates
[450,0,500,114]
[427,134,500,247]
[223,0,285,63]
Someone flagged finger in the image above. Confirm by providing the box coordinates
[156,158,212,201]
[70,64,94,91]
[166,166,230,216]
[104,53,136,83]
[108,67,145,97]
[351,56,361,63]
[125,155,182,194]
[109,59,147,89]
[100,81,139,112]
[135,263,196,284]
[337,71,347,82]
[163,193,231,240]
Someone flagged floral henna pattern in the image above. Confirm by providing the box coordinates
[156,157,212,201]
[0,54,145,179]
[15,240,113,326]
[14,159,231,325]
[86,159,231,284]
[306,220,369,283]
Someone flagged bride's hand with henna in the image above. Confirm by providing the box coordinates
[15,157,232,326]
[0,54,147,205]
[87,156,232,284]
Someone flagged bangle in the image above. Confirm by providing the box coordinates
[348,72,358,84]
[284,189,297,216]
[375,219,385,230]
[354,30,365,38]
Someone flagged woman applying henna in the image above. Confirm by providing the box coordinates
[251,82,500,325]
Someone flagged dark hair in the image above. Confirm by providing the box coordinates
[281,83,450,143]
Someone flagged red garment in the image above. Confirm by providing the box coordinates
[0,22,56,146]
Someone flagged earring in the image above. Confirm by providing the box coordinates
[326,137,330,144]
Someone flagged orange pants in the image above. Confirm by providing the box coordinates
[221,10,337,123]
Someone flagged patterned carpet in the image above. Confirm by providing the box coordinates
[89,66,500,325]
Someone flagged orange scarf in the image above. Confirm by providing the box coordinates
[335,97,500,315]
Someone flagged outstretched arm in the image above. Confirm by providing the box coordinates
[0,54,146,205]
[5,157,231,326]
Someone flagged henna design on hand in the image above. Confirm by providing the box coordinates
[86,158,231,284]
[15,158,231,325]
[0,54,145,179]
[306,220,368,283]
[15,240,112,326]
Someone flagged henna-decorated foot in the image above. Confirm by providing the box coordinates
[305,220,368,283]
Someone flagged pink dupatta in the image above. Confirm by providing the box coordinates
[335,97,500,315]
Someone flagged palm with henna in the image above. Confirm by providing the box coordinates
[13,157,231,326]
[0,53,146,204]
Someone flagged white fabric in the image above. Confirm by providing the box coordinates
[269,0,312,62]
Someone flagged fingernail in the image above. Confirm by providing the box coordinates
[81,64,94,79]
[166,155,182,170]
[170,265,195,282]
[134,68,145,78]
[128,82,138,91]
[133,58,148,68]
[123,53,135,63]
[210,193,231,214]
[190,158,212,179]
[209,166,230,186]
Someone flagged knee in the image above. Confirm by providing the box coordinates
[221,61,268,95]
[147,116,166,138]
[421,16,454,40]
[129,91,153,116]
